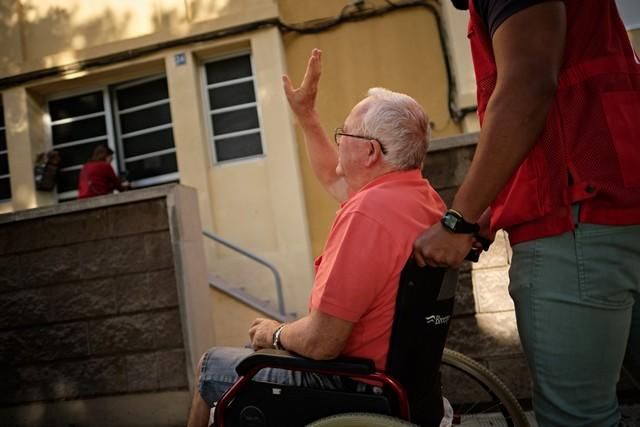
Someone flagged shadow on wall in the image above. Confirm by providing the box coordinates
[0,0,237,79]
[423,138,533,403]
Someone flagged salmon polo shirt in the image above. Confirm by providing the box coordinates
[310,169,445,370]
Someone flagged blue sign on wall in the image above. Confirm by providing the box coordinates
[175,53,187,66]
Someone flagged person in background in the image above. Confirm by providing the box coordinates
[414,1,640,426]
[77,144,129,199]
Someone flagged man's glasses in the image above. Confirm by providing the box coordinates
[334,128,387,155]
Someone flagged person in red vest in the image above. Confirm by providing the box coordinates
[414,1,640,425]
[77,144,129,198]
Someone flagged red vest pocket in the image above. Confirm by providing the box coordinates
[601,91,640,188]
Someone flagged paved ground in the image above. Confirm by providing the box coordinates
[210,403,640,426]
[454,405,640,427]
[619,405,640,427]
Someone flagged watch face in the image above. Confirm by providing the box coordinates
[443,214,458,230]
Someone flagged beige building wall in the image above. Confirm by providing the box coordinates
[631,29,640,50]
[0,0,278,77]
[279,0,463,255]
[2,87,55,212]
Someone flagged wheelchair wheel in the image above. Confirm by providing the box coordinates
[306,412,416,427]
[441,349,530,427]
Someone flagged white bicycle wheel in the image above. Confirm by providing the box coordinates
[307,412,416,427]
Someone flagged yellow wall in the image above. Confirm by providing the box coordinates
[0,0,278,78]
[279,0,461,255]
[631,29,640,50]
[2,88,54,210]
[210,288,281,347]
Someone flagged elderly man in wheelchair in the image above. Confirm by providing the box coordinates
[187,49,478,427]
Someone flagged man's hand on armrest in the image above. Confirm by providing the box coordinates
[248,318,282,351]
[248,309,353,360]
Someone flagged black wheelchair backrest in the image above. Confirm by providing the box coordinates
[385,259,458,425]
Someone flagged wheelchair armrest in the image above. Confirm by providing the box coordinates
[235,348,377,376]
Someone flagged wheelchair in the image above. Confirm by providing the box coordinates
[212,261,529,427]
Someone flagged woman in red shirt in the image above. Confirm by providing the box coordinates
[77,144,128,199]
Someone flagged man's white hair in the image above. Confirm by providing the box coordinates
[357,87,430,170]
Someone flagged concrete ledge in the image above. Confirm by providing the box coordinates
[429,132,479,153]
[0,184,179,225]
[0,390,190,427]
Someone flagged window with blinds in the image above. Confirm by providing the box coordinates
[0,103,10,201]
[48,91,111,198]
[113,76,177,187]
[47,75,178,200]
[203,54,264,163]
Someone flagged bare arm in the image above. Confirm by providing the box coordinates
[283,49,348,203]
[414,2,566,267]
[249,310,353,360]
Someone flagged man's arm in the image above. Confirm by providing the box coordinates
[453,1,566,222]
[249,310,353,360]
[414,1,566,267]
[283,49,348,203]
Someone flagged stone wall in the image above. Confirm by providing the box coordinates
[425,133,531,402]
[0,185,213,427]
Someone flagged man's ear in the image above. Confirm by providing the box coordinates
[364,141,381,167]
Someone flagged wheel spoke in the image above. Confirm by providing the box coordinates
[441,349,529,427]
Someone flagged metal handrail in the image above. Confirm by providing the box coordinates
[202,230,285,315]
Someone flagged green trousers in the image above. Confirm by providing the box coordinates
[509,220,640,427]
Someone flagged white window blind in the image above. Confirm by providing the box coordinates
[204,54,264,163]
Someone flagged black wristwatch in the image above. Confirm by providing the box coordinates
[441,209,479,234]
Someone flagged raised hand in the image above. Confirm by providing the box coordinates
[282,48,322,121]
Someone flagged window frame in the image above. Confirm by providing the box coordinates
[0,101,10,202]
[45,74,179,200]
[201,51,266,165]
[45,87,117,201]
[111,74,179,188]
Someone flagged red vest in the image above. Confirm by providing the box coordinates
[468,0,640,244]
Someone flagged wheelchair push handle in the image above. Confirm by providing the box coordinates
[465,233,493,262]
[465,248,481,262]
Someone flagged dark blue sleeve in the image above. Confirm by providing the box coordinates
[474,0,564,37]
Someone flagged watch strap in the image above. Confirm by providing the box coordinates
[272,324,286,350]
[441,209,479,234]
